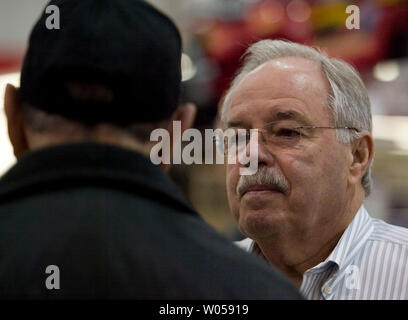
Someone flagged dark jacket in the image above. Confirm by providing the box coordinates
[0,143,302,299]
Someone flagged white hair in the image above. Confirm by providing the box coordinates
[221,40,373,196]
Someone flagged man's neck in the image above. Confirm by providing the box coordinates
[255,229,345,287]
[253,195,364,287]
[26,130,152,158]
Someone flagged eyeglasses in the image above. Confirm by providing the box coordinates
[214,122,360,157]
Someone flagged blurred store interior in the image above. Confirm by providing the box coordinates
[0,0,407,239]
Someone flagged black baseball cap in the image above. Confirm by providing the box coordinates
[20,0,182,126]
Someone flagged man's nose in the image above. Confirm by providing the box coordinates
[244,130,274,167]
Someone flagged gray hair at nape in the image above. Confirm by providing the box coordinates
[221,39,373,197]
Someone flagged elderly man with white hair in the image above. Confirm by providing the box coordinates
[221,39,408,300]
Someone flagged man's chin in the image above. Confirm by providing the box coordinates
[239,207,286,239]
[240,189,286,211]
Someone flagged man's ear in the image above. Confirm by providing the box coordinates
[169,102,197,134]
[4,84,29,158]
[348,131,374,189]
[159,103,196,171]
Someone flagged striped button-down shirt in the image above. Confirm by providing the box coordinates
[236,205,408,299]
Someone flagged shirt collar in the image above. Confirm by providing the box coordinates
[316,205,374,271]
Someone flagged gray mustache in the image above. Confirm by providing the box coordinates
[236,167,290,197]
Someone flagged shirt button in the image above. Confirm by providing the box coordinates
[323,286,332,295]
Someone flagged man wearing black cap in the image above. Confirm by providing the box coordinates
[0,0,301,299]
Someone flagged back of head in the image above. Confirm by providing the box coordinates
[20,0,182,127]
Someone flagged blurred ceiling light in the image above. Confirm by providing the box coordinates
[245,0,284,36]
[373,60,400,82]
[373,115,408,151]
[0,72,20,110]
[287,0,311,23]
[259,1,284,24]
[181,53,197,82]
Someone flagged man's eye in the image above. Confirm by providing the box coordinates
[228,131,246,141]
[226,133,239,144]
[276,128,301,137]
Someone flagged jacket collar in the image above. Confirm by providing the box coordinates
[0,142,197,216]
